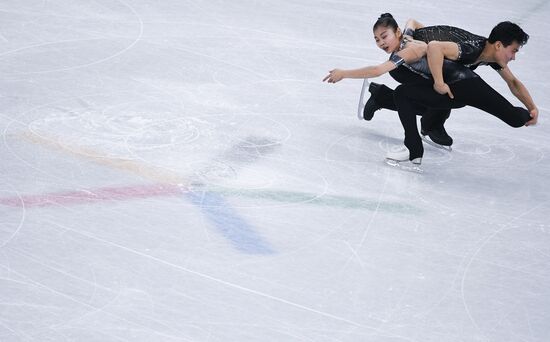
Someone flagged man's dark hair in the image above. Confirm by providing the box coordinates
[488,21,529,46]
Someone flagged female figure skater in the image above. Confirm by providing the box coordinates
[322,14,428,84]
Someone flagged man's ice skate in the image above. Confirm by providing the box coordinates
[385,146,423,173]
[421,126,453,151]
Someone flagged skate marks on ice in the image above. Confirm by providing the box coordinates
[446,136,545,170]
[2,131,420,216]
[10,102,287,254]
[11,104,418,255]
[9,97,423,211]
[0,0,144,76]
[457,201,550,340]
[18,127,278,255]
[0,186,27,249]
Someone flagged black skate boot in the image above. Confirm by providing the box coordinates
[363,82,383,121]
[421,126,453,151]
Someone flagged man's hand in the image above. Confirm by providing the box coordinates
[526,108,539,126]
[323,69,345,83]
[433,82,454,99]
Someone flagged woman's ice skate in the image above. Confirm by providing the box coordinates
[385,146,423,173]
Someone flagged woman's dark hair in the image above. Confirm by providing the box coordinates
[488,21,529,46]
[373,13,399,32]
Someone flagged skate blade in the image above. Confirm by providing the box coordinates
[385,158,423,173]
[357,78,370,120]
[422,135,452,151]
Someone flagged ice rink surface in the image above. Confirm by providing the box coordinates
[1,1,549,341]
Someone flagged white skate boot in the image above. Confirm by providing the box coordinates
[385,146,423,173]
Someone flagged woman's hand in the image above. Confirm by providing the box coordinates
[323,69,346,83]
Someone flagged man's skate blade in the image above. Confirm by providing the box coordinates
[422,135,452,151]
[385,159,423,173]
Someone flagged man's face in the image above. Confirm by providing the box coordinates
[495,41,521,67]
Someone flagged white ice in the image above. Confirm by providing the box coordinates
[1,1,549,341]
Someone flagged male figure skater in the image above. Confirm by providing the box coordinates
[365,21,537,154]
[387,21,538,166]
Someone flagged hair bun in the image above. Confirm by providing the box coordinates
[373,13,398,32]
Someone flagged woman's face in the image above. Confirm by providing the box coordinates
[373,25,402,54]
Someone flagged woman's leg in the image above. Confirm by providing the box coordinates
[363,83,397,120]
[371,83,397,111]
[393,85,427,160]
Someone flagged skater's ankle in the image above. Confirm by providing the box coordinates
[368,82,382,95]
